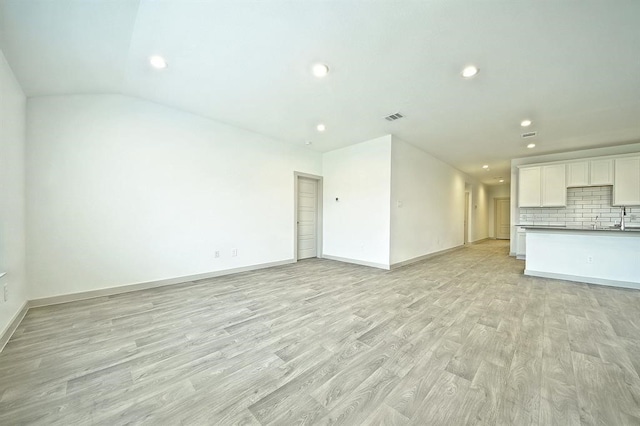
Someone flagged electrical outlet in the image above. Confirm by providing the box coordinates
[3,284,8,302]
[587,256,593,264]
[214,251,220,258]
[232,248,238,257]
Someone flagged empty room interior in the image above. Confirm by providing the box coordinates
[2,1,640,424]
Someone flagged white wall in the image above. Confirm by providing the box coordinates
[322,135,392,268]
[0,49,27,336]
[26,95,321,299]
[322,135,489,268]
[488,184,510,238]
[390,137,466,265]
[468,181,489,243]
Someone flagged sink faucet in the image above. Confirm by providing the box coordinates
[593,215,599,230]
[621,206,626,231]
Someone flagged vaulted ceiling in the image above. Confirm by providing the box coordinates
[2,0,640,184]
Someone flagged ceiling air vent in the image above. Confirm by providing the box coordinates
[521,131,537,138]
[385,112,404,121]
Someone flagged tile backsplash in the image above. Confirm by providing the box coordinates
[519,186,640,228]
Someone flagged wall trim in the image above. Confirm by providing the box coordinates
[469,237,490,245]
[322,254,390,270]
[29,259,295,308]
[524,269,640,291]
[0,301,29,352]
[390,245,464,269]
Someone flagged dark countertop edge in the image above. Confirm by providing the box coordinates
[515,224,566,228]
[520,226,640,233]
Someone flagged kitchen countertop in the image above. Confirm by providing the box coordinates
[515,224,566,228]
[518,225,640,233]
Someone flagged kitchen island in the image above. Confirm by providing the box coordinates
[523,226,640,290]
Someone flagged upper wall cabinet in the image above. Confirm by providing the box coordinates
[613,157,640,206]
[566,161,589,187]
[566,159,613,187]
[541,164,567,206]
[518,164,566,207]
[590,159,614,185]
[518,166,541,207]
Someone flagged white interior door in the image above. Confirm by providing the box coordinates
[297,177,317,259]
[496,198,511,239]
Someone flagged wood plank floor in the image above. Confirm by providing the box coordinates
[1,240,640,425]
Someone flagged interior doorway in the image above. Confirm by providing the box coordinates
[495,198,511,240]
[294,172,323,261]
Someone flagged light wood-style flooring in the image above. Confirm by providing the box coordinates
[1,240,640,425]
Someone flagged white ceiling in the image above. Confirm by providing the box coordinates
[2,0,640,185]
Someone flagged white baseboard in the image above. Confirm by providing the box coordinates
[322,255,390,270]
[0,301,29,352]
[524,269,640,290]
[469,237,490,245]
[30,259,296,308]
[390,245,464,269]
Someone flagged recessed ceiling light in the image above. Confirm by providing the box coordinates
[521,119,532,127]
[499,179,505,183]
[312,63,329,78]
[149,55,168,69]
[461,65,479,78]
[316,124,326,132]
[527,143,536,149]
[305,141,312,145]
[482,164,489,169]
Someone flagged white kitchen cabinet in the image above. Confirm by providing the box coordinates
[542,164,566,206]
[590,159,613,185]
[518,166,541,207]
[566,161,589,187]
[518,164,567,207]
[613,157,640,206]
[516,229,526,260]
[566,159,612,187]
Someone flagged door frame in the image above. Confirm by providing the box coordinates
[464,192,470,244]
[494,197,511,240]
[294,172,323,261]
